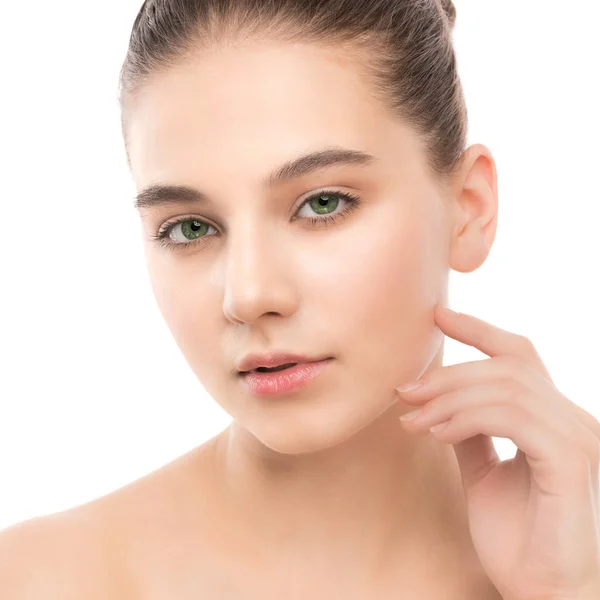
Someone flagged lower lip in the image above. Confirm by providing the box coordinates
[239,359,333,396]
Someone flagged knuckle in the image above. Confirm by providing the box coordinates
[516,334,535,350]
[586,411,600,434]
[590,436,600,469]
[572,402,600,441]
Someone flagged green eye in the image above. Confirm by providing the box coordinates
[295,190,360,224]
[155,218,218,246]
[152,189,361,252]
[307,193,340,215]
[179,220,210,241]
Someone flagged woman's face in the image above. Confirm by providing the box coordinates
[126,41,454,454]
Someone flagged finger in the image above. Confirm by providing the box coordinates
[569,399,600,440]
[398,355,558,415]
[402,381,596,457]
[427,402,593,494]
[434,306,554,382]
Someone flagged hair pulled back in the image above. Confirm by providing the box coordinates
[118,0,467,183]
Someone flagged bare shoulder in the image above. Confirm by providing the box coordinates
[0,508,131,599]
[0,437,225,599]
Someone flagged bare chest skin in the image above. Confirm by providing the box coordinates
[85,443,503,600]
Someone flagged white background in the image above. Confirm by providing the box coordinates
[1,0,598,530]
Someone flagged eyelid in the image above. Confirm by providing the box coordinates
[292,185,353,211]
[157,186,356,231]
[155,213,216,237]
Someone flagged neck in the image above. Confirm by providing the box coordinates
[211,357,491,591]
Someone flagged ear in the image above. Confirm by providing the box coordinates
[448,143,499,274]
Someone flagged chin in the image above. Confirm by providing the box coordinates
[235,390,397,457]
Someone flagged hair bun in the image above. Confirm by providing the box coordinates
[438,0,457,28]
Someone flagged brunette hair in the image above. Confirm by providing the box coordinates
[118,0,466,184]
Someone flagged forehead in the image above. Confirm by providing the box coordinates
[126,42,422,190]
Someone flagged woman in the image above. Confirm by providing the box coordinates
[1,1,599,598]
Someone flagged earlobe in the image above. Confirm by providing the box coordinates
[449,232,493,273]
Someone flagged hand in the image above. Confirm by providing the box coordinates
[395,305,600,600]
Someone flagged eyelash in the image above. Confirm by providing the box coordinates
[149,189,361,252]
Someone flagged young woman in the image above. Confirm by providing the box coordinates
[1,1,599,599]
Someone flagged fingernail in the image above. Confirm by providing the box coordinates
[396,381,422,393]
[399,408,423,421]
[429,422,448,432]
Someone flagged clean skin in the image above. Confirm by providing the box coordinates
[126,38,499,596]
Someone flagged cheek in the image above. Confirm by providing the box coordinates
[311,218,444,384]
[314,218,432,321]
[146,259,223,369]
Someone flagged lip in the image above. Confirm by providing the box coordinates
[238,358,333,396]
[237,352,331,374]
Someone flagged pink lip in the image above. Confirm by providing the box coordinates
[237,352,329,373]
[239,359,333,396]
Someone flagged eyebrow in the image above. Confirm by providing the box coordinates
[133,147,377,210]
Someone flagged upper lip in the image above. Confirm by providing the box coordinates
[237,352,331,373]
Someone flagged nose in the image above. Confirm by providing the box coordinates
[222,222,297,324]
